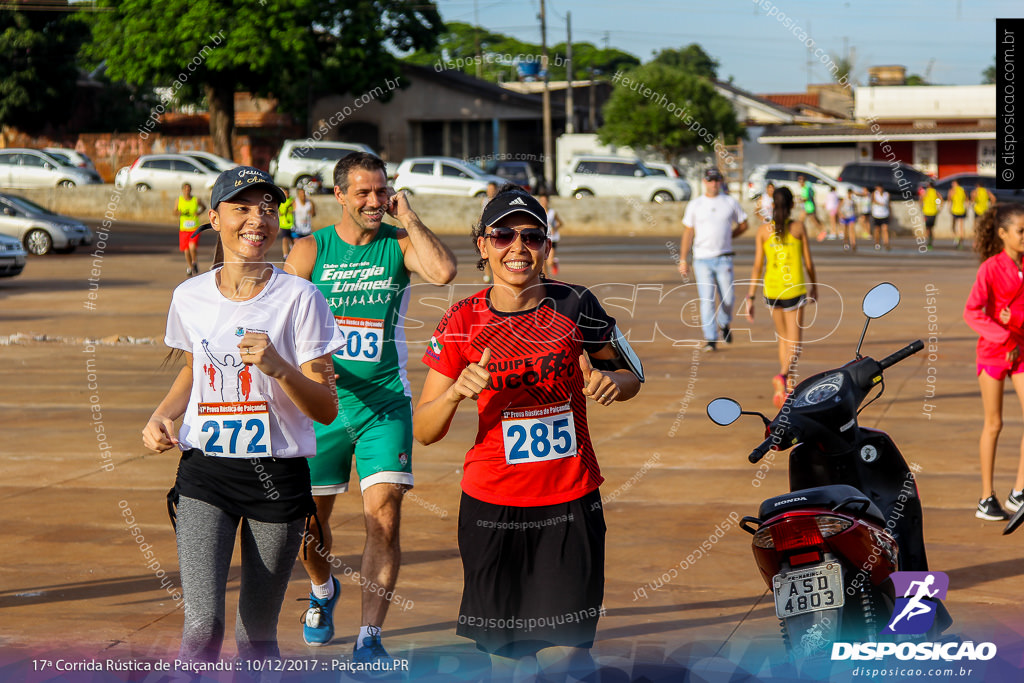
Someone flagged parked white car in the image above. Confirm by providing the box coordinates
[642,162,692,200]
[115,154,220,193]
[746,163,864,208]
[0,149,99,189]
[393,157,505,197]
[557,155,690,202]
[0,192,94,255]
[269,140,375,192]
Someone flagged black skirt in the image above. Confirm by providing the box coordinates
[456,489,606,658]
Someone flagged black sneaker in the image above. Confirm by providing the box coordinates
[976,495,1010,521]
[1006,490,1024,513]
[721,325,733,344]
[701,341,717,353]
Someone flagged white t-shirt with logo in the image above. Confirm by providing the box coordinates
[165,266,345,458]
[682,193,748,259]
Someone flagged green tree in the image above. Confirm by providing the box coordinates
[983,58,996,84]
[86,0,442,159]
[0,4,85,143]
[404,22,639,83]
[598,62,743,161]
[650,44,719,80]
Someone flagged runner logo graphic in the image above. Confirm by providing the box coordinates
[882,571,948,634]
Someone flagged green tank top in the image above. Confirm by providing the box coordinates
[311,224,411,400]
[763,228,807,299]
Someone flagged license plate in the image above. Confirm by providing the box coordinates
[773,562,844,618]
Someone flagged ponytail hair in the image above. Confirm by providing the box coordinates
[771,186,794,237]
[975,202,1024,262]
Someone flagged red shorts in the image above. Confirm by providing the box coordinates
[977,358,1024,381]
[179,230,200,251]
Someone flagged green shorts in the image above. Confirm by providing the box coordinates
[310,396,414,495]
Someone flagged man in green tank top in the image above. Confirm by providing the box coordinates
[286,152,457,661]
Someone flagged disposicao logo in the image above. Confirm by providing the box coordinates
[883,571,948,635]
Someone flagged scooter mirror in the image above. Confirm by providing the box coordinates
[707,397,743,426]
[862,282,900,319]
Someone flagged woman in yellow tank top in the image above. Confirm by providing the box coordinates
[971,181,993,230]
[743,186,818,408]
[948,179,968,249]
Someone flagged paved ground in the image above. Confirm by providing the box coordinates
[1,226,1022,681]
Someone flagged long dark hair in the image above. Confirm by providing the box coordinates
[975,203,1024,261]
[771,186,794,238]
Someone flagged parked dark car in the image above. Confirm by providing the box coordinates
[933,173,1024,204]
[837,161,931,198]
[0,233,27,277]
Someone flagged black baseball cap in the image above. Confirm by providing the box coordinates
[480,190,548,231]
[210,166,286,209]
[704,168,724,181]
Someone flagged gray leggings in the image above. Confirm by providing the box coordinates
[175,496,305,661]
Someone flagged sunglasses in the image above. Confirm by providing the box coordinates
[484,226,548,250]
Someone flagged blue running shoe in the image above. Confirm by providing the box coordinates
[302,577,340,646]
[352,625,390,666]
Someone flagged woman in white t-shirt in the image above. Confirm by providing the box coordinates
[292,187,317,237]
[538,193,563,276]
[142,167,344,662]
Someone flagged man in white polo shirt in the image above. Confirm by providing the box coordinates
[678,168,749,352]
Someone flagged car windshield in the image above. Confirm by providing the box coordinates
[189,155,222,171]
[47,152,72,165]
[3,195,60,216]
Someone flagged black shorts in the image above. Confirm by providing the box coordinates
[280,228,295,240]
[168,449,315,527]
[872,216,889,228]
[925,215,937,228]
[456,489,606,658]
[764,293,807,311]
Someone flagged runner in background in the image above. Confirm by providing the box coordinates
[292,187,316,241]
[482,181,498,283]
[920,181,942,250]
[949,179,968,249]
[538,192,563,276]
[174,183,206,277]
[279,188,295,259]
[840,188,858,251]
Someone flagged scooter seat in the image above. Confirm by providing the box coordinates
[758,485,886,527]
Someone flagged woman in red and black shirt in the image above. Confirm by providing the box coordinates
[413,186,642,677]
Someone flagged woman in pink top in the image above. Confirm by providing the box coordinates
[963,203,1024,521]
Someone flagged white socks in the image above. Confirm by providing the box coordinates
[312,576,335,600]
[356,624,382,649]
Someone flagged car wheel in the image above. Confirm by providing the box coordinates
[24,229,53,256]
[59,179,76,189]
[573,189,594,199]
[135,183,151,192]
[652,191,674,203]
[474,191,487,198]
[401,188,414,196]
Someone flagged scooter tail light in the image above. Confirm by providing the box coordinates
[769,516,824,551]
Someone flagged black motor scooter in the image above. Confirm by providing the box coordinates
[707,283,951,658]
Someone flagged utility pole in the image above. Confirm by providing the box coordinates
[474,0,482,79]
[540,0,553,193]
[565,12,574,134]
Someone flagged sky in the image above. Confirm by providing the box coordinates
[433,0,1016,93]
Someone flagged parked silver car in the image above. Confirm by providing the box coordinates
[270,140,375,192]
[0,193,93,255]
[43,148,103,183]
[0,233,27,277]
[0,148,99,189]
[182,150,238,173]
[557,155,690,202]
[393,157,505,197]
[115,154,220,193]
[746,163,864,206]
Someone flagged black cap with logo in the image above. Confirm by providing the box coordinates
[480,190,548,231]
